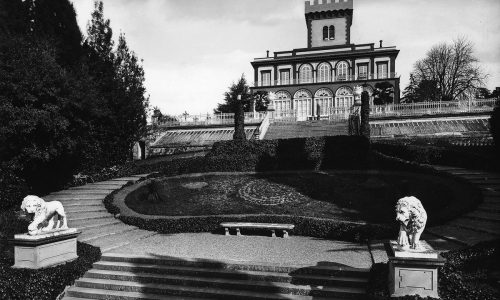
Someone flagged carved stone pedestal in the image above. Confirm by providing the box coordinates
[386,240,445,299]
[11,228,81,269]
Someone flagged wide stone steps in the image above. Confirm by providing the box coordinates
[63,254,367,299]
[91,262,368,287]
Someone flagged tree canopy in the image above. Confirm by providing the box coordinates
[404,37,487,102]
[214,75,269,114]
[0,0,149,208]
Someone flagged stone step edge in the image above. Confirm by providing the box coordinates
[64,286,331,300]
[97,232,157,253]
[447,221,500,236]
[69,215,112,222]
[76,220,122,231]
[79,227,138,243]
[74,277,365,297]
[100,253,371,274]
[424,229,470,246]
[82,271,366,292]
[463,214,500,224]
[89,263,369,284]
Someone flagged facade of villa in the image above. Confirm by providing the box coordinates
[250,0,400,120]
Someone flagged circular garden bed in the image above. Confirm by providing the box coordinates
[124,170,480,226]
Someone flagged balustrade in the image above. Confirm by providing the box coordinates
[155,98,498,127]
[253,73,398,87]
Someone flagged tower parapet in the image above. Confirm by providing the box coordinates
[305,0,353,14]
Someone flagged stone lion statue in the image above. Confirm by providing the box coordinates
[20,195,68,235]
[395,196,427,250]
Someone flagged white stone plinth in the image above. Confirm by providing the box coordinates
[12,228,81,269]
[386,240,445,299]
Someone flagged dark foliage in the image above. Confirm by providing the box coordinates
[490,104,500,149]
[373,141,500,171]
[233,102,246,140]
[207,136,370,172]
[373,81,394,105]
[0,0,148,209]
[0,241,101,300]
[360,91,370,138]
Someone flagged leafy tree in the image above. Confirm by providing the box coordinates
[476,87,491,99]
[373,81,394,105]
[215,75,251,114]
[411,37,486,101]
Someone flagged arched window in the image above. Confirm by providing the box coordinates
[314,88,333,116]
[329,26,335,40]
[299,64,313,84]
[323,26,328,40]
[293,89,312,120]
[317,63,331,83]
[335,86,354,108]
[336,61,348,81]
[274,91,292,118]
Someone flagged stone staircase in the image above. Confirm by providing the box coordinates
[427,166,500,246]
[63,253,369,300]
[44,176,157,253]
[263,121,349,140]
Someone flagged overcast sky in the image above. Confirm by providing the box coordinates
[71,0,500,115]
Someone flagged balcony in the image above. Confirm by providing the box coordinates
[253,73,399,87]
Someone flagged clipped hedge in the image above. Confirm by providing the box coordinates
[0,242,101,300]
[119,214,394,242]
[373,141,500,171]
[205,136,370,172]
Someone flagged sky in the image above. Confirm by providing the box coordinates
[71,0,500,115]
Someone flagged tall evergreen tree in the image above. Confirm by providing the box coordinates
[28,0,83,65]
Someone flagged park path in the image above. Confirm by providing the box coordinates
[44,174,157,253]
[425,165,500,246]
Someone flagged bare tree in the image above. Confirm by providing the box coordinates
[411,37,487,101]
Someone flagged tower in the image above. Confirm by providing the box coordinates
[305,0,353,48]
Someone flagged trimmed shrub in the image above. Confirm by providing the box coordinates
[0,242,101,300]
[206,136,370,172]
[0,166,29,210]
[116,213,394,243]
[373,142,500,171]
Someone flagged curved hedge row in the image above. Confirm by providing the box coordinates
[117,213,395,243]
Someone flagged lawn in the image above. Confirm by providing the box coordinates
[125,170,480,225]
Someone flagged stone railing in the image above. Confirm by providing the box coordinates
[154,98,497,128]
[370,98,498,118]
[156,112,267,127]
[253,72,399,87]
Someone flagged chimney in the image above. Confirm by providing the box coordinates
[266,50,270,57]
[379,40,383,48]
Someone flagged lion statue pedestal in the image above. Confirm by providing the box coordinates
[386,196,445,299]
[12,196,81,269]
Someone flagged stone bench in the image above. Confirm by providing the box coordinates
[220,222,294,238]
